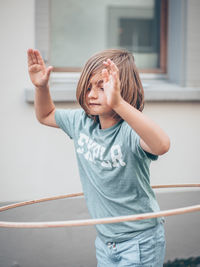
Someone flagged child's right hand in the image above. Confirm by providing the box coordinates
[27,49,53,89]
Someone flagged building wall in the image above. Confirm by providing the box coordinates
[0,0,200,265]
[0,0,199,202]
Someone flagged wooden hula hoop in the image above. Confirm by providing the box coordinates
[0,184,199,228]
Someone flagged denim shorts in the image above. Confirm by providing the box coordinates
[95,222,166,267]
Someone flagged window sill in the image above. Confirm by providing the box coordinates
[25,73,200,102]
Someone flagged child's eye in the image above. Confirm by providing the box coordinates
[100,88,104,91]
[87,88,91,91]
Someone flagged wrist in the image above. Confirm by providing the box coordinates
[112,97,125,111]
[35,84,49,91]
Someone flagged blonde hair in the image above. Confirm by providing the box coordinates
[76,49,144,121]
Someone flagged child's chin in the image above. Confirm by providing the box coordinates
[87,110,98,116]
[90,112,98,116]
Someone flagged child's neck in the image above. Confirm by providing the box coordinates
[99,116,120,130]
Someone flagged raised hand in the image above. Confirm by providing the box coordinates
[102,59,122,109]
[27,49,53,89]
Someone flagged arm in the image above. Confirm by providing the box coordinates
[102,59,170,156]
[114,99,170,155]
[27,49,58,128]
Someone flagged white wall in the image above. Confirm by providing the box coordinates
[0,1,200,202]
[145,102,200,186]
[0,0,80,202]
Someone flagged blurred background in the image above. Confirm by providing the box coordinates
[0,0,200,266]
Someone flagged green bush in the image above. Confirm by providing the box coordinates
[164,256,200,267]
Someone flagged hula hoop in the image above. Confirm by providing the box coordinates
[0,184,199,228]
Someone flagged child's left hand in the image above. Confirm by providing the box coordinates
[102,59,122,109]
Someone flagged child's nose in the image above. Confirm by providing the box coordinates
[88,88,98,98]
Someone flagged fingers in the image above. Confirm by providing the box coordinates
[32,50,38,64]
[103,59,119,87]
[27,49,44,66]
[27,48,38,65]
[103,59,119,74]
[103,59,119,81]
[102,68,109,83]
[27,48,34,67]
[34,50,45,67]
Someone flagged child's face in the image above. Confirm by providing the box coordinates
[86,72,114,118]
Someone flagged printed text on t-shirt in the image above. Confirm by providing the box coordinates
[77,133,126,168]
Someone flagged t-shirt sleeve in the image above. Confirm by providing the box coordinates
[122,122,158,161]
[55,109,82,139]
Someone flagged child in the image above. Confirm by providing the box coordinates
[27,48,170,267]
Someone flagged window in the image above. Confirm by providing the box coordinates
[26,0,200,103]
[107,1,164,71]
[36,0,167,73]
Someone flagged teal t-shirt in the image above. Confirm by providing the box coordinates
[55,109,162,244]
